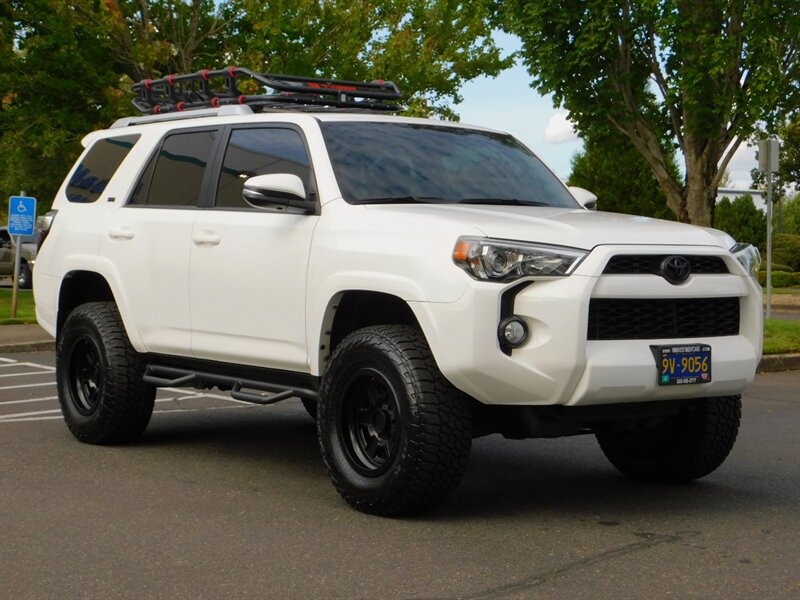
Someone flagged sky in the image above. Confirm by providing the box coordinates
[453,32,759,190]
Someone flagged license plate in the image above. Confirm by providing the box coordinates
[651,344,712,386]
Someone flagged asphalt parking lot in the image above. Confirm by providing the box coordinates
[1,351,798,599]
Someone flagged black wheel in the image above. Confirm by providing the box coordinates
[18,262,32,289]
[596,396,742,482]
[301,398,317,421]
[318,325,472,516]
[57,302,155,444]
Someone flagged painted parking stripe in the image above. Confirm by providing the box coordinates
[162,386,253,404]
[0,408,62,420]
[0,362,56,371]
[0,382,57,391]
[0,357,16,364]
[0,370,56,378]
[0,395,59,406]
[0,415,63,423]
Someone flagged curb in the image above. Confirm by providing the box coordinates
[0,341,55,354]
[757,353,800,373]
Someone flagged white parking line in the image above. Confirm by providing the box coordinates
[0,362,56,371]
[0,357,16,364]
[0,395,59,406]
[162,386,252,404]
[0,382,57,391]
[0,415,63,423]
[0,370,56,378]
[0,408,62,420]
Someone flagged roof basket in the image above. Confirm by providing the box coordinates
[130,67,403,115]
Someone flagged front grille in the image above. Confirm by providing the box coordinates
[587,297,740,340]
[603,255,728,275]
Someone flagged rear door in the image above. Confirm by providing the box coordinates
[103,127,220,355]
[189,125,318,371]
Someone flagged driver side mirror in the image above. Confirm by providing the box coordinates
[242,174,316,215]
[568,186,598,211]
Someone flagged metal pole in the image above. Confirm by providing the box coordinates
[766,159,773,320]
[9,190,25,319]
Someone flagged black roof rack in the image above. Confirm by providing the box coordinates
[130,67,403,115]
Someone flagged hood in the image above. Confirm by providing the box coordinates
[363,204,735,250]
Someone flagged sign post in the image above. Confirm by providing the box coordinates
[758,139,779,319]
[7,193,37,319]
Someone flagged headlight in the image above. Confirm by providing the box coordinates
[453,236,588,282]
[730,243,761,277]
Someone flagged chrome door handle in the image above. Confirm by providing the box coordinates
[108,226,135,241]
[192,230,220,246]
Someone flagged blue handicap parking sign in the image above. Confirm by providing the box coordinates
[8,196,37,236]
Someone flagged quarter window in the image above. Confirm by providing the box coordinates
[215,128,311,209]
[66,135,140,203]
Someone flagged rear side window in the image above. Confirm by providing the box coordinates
[66,135,140,203]
[215,128,311,209]
[130,130,217,207]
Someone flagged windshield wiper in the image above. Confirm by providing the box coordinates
[457,198,551,206]
[350,196,448,205]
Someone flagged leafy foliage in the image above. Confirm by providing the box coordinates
[714,194,766,248]
[568,126,676,220]
[0,0,510,214]
[771,233,800,272]
[500,0,800,226]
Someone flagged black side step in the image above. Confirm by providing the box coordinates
[143,364,318,405]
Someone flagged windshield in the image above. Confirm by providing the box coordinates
[320,122,579,208]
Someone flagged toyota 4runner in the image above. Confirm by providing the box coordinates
[33,69,763,515]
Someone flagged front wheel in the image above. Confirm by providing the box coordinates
[318,325,472,516]
[57,302,155,444]
[596,395,742,482]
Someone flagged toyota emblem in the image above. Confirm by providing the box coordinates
[660,255,691,284]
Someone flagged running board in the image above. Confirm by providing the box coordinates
[143,364,319,405]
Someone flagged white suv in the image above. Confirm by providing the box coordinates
[34,69,763,515]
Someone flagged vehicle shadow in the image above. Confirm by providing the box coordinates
[127,405,777,521]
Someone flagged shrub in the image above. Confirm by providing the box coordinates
[768,263,795,272]
[770,233,800,271]
[758,270,797,287]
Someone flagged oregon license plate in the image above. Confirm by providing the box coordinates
[652,344,712,386]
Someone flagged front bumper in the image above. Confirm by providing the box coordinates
[413,245,762,407]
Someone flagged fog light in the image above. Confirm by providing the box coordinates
[499,317,528,348]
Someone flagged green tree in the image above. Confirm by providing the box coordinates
[568,126,676,220]
[714,194,766,247]
[224,0,510,118]
[500,1,800,226]
[1,1,510,214]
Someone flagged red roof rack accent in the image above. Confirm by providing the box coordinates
[130,67,403,115]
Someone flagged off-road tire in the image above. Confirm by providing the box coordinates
[57,302,155,444]
[318,325,472,516]
[596,395,741,482]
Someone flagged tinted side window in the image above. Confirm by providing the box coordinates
[216,128,311,208]
[66,135,140,203]
[146,130,217,206]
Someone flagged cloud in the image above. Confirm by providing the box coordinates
[543,111,578,144]
[724,143,757,190]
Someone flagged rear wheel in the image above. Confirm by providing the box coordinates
[596,396,741,482]
[318,325,472,516]
[57,302,155,444]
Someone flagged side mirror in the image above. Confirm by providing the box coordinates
[242,174,315,214]
[568,186,598,211]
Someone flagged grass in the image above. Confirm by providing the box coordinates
[768,287,800,295]
[0,288,37,325]
[763,319,800,355]
[1,285,799,353]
